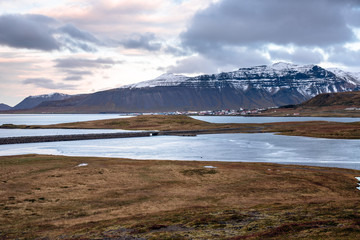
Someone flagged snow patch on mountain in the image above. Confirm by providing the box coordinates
[327,68,360,85]
[124,73,189,88]
[13,92,72,110]
[29,93,70,99]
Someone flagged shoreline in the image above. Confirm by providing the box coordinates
[0,127,264,145]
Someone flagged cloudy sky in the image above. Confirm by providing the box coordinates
[1,0,360,106]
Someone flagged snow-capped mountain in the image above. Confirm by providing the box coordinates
[12,63,360,113]
[12,92,72,110]
[125,73,189,88]
[327,68,360,85]
[124,63,359,98]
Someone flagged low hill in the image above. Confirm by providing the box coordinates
[299,91,360,107]
[12,93,71,110]
[0,103,11,111]
[260,91,360,117]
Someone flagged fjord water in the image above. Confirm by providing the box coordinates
[0,129,138,138]
[0,114,359,170]
[0,133,359,170]
[0,114,127,125]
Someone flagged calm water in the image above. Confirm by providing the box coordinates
[0,114,359,170]
[0,114,131,125]
[0,129,141,138]
[0,114,135,137]
[0,133,359,170]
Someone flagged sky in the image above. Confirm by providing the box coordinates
[1,0,360,106]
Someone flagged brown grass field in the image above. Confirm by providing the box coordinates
[1,154,360,239]
[3,115,359,139]
[257,106,360,118]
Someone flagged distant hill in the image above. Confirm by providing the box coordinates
[260,91,360,117]
[8,63,360,113]
[0,103,11,111]
[299,91,360,107]
[12,93,72,110]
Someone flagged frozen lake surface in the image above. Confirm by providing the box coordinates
[0,114,359,170]
[0,133,359,170]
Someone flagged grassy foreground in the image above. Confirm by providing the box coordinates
[1,154,360,239]
[2,115,360,139]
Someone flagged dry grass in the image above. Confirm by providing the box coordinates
[44,115,232,131]
[258,105,360,117]
[263,121,360,139]
[1,154,360,239]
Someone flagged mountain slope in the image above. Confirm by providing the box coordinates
[0,103,11,111]
[299,91,360,107]
[15,63,360,113]
[257,91,360,117]
[12,93,72,110]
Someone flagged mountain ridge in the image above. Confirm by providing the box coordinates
[299,91,360,107]
[12,93,72,110]
[255,91,360,117]
[0,103,11,111]
[5,62,360,113]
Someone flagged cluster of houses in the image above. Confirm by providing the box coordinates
[345,107,360,111]
[188,108,266,116]
[136,108,268,116]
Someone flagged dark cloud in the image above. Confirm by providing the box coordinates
[164,45,188,56]
[0,14,101,52]
[55,58,121,82]
[344,4,360,27]
[182,0,357,53]
[62,70,92,81]
[328,46,360,66]
[269,47,324,64]
[201,46,270,67]
[121,33,162,51]
[64,70,93,75]
[166,47,270,74]
[55,58,120,69]
[64,75,83,81]
[23,78,76,89]
[173,0,360,73]
[59,37,97,52]
[165,55,218,74]
[0,14,60,51]
[165,43,270,74]
[58,23,100,44]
